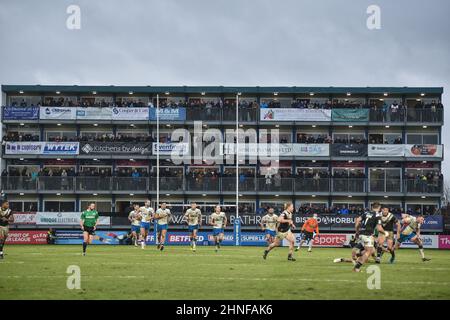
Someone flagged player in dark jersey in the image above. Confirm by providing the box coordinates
[376,206,401,264]
[80,202,99,256]
[353,202,387,272]
[0,201,14,260]
[263,202,296,261]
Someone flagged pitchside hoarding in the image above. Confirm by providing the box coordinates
[5,230,49,244]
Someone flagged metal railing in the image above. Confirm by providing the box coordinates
[0,176,443,194]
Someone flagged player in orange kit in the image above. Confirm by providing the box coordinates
[295,213,319,252]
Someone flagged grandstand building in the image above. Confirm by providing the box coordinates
[0,85,444,233]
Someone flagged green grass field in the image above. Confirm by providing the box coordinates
[1,245,449,300]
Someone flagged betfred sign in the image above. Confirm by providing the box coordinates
[6,230,48,244]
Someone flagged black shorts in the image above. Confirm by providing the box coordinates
[83,226,96,235]
[302,231,314,241]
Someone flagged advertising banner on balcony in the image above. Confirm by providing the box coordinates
[404,144,443,158]
[12,212,37,225]
[80,142,152,155]
[111,107,149,120]
[76,107,113,120]
[331,144,368,157]
[221,143,329,157]
[5,142,44,154]
[5,142,79,155]
[331,109,369,122]
[260,108,332,122]
[292,144,330,156]
[2,106,39,120]
[42,142,79,155]
[152,142,189,155]
[39,106,77,120]
[149,107,186,121]
[368,144,405,157]
[35,212,110,226]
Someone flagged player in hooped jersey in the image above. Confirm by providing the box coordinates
[210,205,227,252]
[263,202,297,261]
[184,202,202,252]
[376,206,401,264]
[260,207,278,244]
[395,213,430,262]
[139,200,154,249]
[154,203,171,251]
[353,202,387,272]
[296,213,319,252]
[0,201,14,259]
[128,203,141,247]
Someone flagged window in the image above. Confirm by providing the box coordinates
[46,131,77,141]
[369,168,401,192]
[80,201,112,213]
[8,201,38,212]
[406,203,438,215]
[406,134,439,144]
[44,201,75,212]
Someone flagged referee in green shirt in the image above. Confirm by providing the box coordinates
[80,202,99,256]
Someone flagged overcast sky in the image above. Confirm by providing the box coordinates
[0,0,448,180]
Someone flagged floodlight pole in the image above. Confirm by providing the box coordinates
[156,94,160,207]
[235,94,240,246]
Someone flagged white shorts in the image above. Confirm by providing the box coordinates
[359,235,375,248]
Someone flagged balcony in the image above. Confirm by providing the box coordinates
[369,108,443,124]
[0,176,443,196]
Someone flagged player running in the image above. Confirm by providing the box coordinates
[395,213,430,262]
[154,203,171,251]
[376,206,401,264]
[353,202,387,272]
[184,202,202,252]
[0,201,14,260]
[210,205,227,252]
[128,204,141,247]
[80,202,99,256]
[296,213,319,252]
[139,200,154,249]
[263,202,296,261]
[260,207,278,244]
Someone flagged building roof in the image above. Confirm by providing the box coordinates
[1,85,444,95]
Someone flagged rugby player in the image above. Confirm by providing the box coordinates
[395,213,430,262]
[154,202,171,251]
[184,202,202,252]
[80,202,99,256]
[376,206,401,264]
[353,202,387,272]
[210,205,227,252]
[263,202,296,261]
[128,203,141,247]
[296,213,319,252]
[0,201,14,259]
[260,207,278,244]
[139,200,154,249]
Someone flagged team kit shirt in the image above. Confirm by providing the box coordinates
[0,208,12,227]
[211,212,226,229]
[402,215,420,235]
[81,209,99,227]
[156,208,171,225]
[128,211,141,227]
[185,208,202,226]
[140,206,154,223]
[302,218,319,234]
[261,214,278,231]
[277,210,292,233]
[359,211,381,236]
[380,212,398,232]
